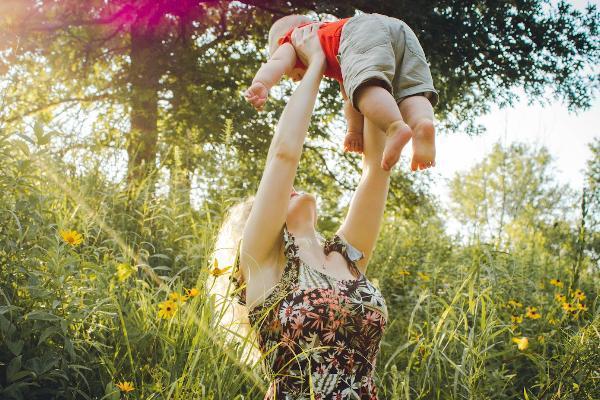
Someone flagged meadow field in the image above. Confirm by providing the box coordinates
[0,1,598,399]
[1,131,598,399]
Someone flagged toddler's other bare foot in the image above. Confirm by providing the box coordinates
[411,120,436,171]
[344,131,364,153]
[381,121,412,171]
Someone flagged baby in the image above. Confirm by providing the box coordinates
[244,13,439,171]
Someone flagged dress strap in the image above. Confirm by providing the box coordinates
[324,233,364,276]
[282,226,302,281]
[283,226,300,262]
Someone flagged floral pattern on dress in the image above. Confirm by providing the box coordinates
[232,227,388,399]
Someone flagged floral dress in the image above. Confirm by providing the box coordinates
[233,227,388,399]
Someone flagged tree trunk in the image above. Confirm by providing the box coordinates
[127,23,161,186]
[167,15,194,205]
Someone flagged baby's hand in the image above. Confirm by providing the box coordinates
[244,81,269,110]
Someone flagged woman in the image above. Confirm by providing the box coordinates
[230,24,393,399]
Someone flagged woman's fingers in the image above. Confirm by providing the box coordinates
[291,23,324,66]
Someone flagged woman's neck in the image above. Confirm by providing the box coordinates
[289,227,321,250]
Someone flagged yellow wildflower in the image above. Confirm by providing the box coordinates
[417,272,430,282]
[59,230,83,246]
[157,300,178,319]
[576,303,588,312]
[168,292,186,303]
[116,381,134,392]
[548,317,558,325]
[116,263,137,282]
[549,278,563,288]
[399,270,410,276]
[508,299,523,308]
[562,302,576,313]
[572,289,585,301]
[210,259,232,277]
[185,287,200,298]
[525,306,541,319]
[555,293,566,303]
[512,336,529,351]
[511,315,523,324]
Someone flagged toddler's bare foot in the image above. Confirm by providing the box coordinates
[411,120,436,171]
[381,121,412,171]
[344,130,364,153]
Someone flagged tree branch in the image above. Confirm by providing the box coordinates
[0,93,113,124]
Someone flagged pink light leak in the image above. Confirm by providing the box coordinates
[101,0,205,30]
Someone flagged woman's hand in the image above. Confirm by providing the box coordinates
[291,23,325,68]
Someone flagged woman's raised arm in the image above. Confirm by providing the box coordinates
[338,118,391,270]
[241,25,326,271]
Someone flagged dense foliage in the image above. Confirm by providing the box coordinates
[0,129,598,399]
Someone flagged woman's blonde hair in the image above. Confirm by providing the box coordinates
[206,196,261,365]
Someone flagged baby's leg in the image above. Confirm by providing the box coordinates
[399,95,435,171]
[355,84,412,171]
[343,99,364,153]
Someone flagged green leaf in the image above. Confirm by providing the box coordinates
[0,305,22,315]
[24,310,61,321]
[33,120,44,141]
[6,355,22,382]
[64,337,75,359]
[13,140,30,156]
[6,340,24,356]
[38,326,60,345]
[0,314,15,335]
[104,381,120,400]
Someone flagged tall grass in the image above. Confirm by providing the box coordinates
[0,135,597,399]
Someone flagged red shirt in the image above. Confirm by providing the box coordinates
[278,19,349,83]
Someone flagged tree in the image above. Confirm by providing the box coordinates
[449,142,570,246]
[0,0,597,192]
[573,138,600,285]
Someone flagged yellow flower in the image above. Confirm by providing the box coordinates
[572,289,586,301]
[185,287,200,298]
[525,306,541,319]
[59,230,83,246]
[417,272,430,282]
[576,303,588,312]
[399,270,410,276]
[210,259,232,277]
[116,263,137,282]
[548,317,558,325]
[511,315,523,324]
[168,292,186,303]
[508,299,523,308]
[116,381,134,392]
[512,336,529,351]
[549,278,563,288]
[157,300,178,319]
[555,293,566,303]
[562,302,576,313]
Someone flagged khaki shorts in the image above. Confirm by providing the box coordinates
[338,13,439,109]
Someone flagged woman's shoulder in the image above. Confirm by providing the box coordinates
[325,232,365,263]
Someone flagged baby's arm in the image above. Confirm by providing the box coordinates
[341,86,364,152]
[245,43,297,110]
